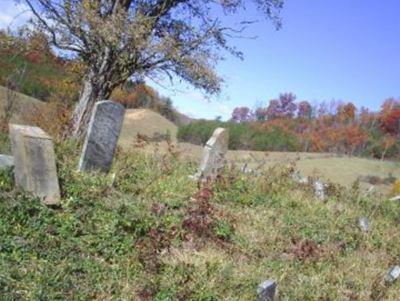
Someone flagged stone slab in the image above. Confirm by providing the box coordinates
[257,280,277,301]
[384,266,400,283]
[9,124,60,205]
[78,100,125,172]
[358,216,370,232]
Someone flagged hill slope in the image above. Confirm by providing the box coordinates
[118,109,178,148]
[0,85,46,124]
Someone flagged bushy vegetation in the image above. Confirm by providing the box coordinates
[177,120,300,151]
[0,137,399,300]
[0,31,178,124]
[179,94,400,159]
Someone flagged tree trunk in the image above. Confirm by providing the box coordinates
[65,73,111,139]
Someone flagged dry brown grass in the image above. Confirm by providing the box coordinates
[0,86,46,125]
[118,109,178,148]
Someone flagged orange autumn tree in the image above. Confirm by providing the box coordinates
[337,102,356,124]
[379,98,400,136]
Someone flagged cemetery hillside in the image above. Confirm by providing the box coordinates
[0,6,400,301]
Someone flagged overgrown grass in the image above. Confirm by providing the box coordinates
[0,131,10,154]
[0,140,399,300]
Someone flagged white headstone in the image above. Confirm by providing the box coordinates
[192,127,228,180]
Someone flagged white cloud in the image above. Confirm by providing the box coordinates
[0,1,32,30]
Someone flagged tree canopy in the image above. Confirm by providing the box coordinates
[23,0,283,95]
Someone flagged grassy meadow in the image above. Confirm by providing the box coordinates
[0,137,399,300]
[120,140,400,196]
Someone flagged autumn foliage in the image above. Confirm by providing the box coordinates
[0,31,178,135]
[179,94,400,159]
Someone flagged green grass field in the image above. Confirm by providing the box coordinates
[0,141,399,300]
[123,140,400,196]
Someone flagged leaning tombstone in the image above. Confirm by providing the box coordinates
[78,100,125,173]
[0,154,14,169]
[9,124,60,205]
[191,127,228,181]
[257,280,277,301]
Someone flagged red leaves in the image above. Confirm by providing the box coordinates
[231,106,253,122]
[291,239,321,261]
[379,98,400,135]
[182,187,215,239]
[297,101,312,119]
[266,93,298,119]
[337,102,356,123]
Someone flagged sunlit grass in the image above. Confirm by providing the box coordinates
[0,140,399,300]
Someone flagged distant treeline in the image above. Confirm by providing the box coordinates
[178,93,400,160]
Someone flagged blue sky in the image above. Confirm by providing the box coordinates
[1,0,399,120]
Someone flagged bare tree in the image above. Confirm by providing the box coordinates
[23,0,283,138]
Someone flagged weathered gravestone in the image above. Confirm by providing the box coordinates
[191,127,229,181]
[0,154,14,169]
[257,280,277,301]
[78,100,125,173]
[357,216,370,232]
[384,265,400,284]
[9,124,60,205]
[314,179,326,201]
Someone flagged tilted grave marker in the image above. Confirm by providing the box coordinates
[192,127,228,181]
[78,100,125,173]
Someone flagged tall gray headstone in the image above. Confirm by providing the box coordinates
[192,127,228,181]
[257,280,277,301]
[78,100,125,173]
[9,124,60,205]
